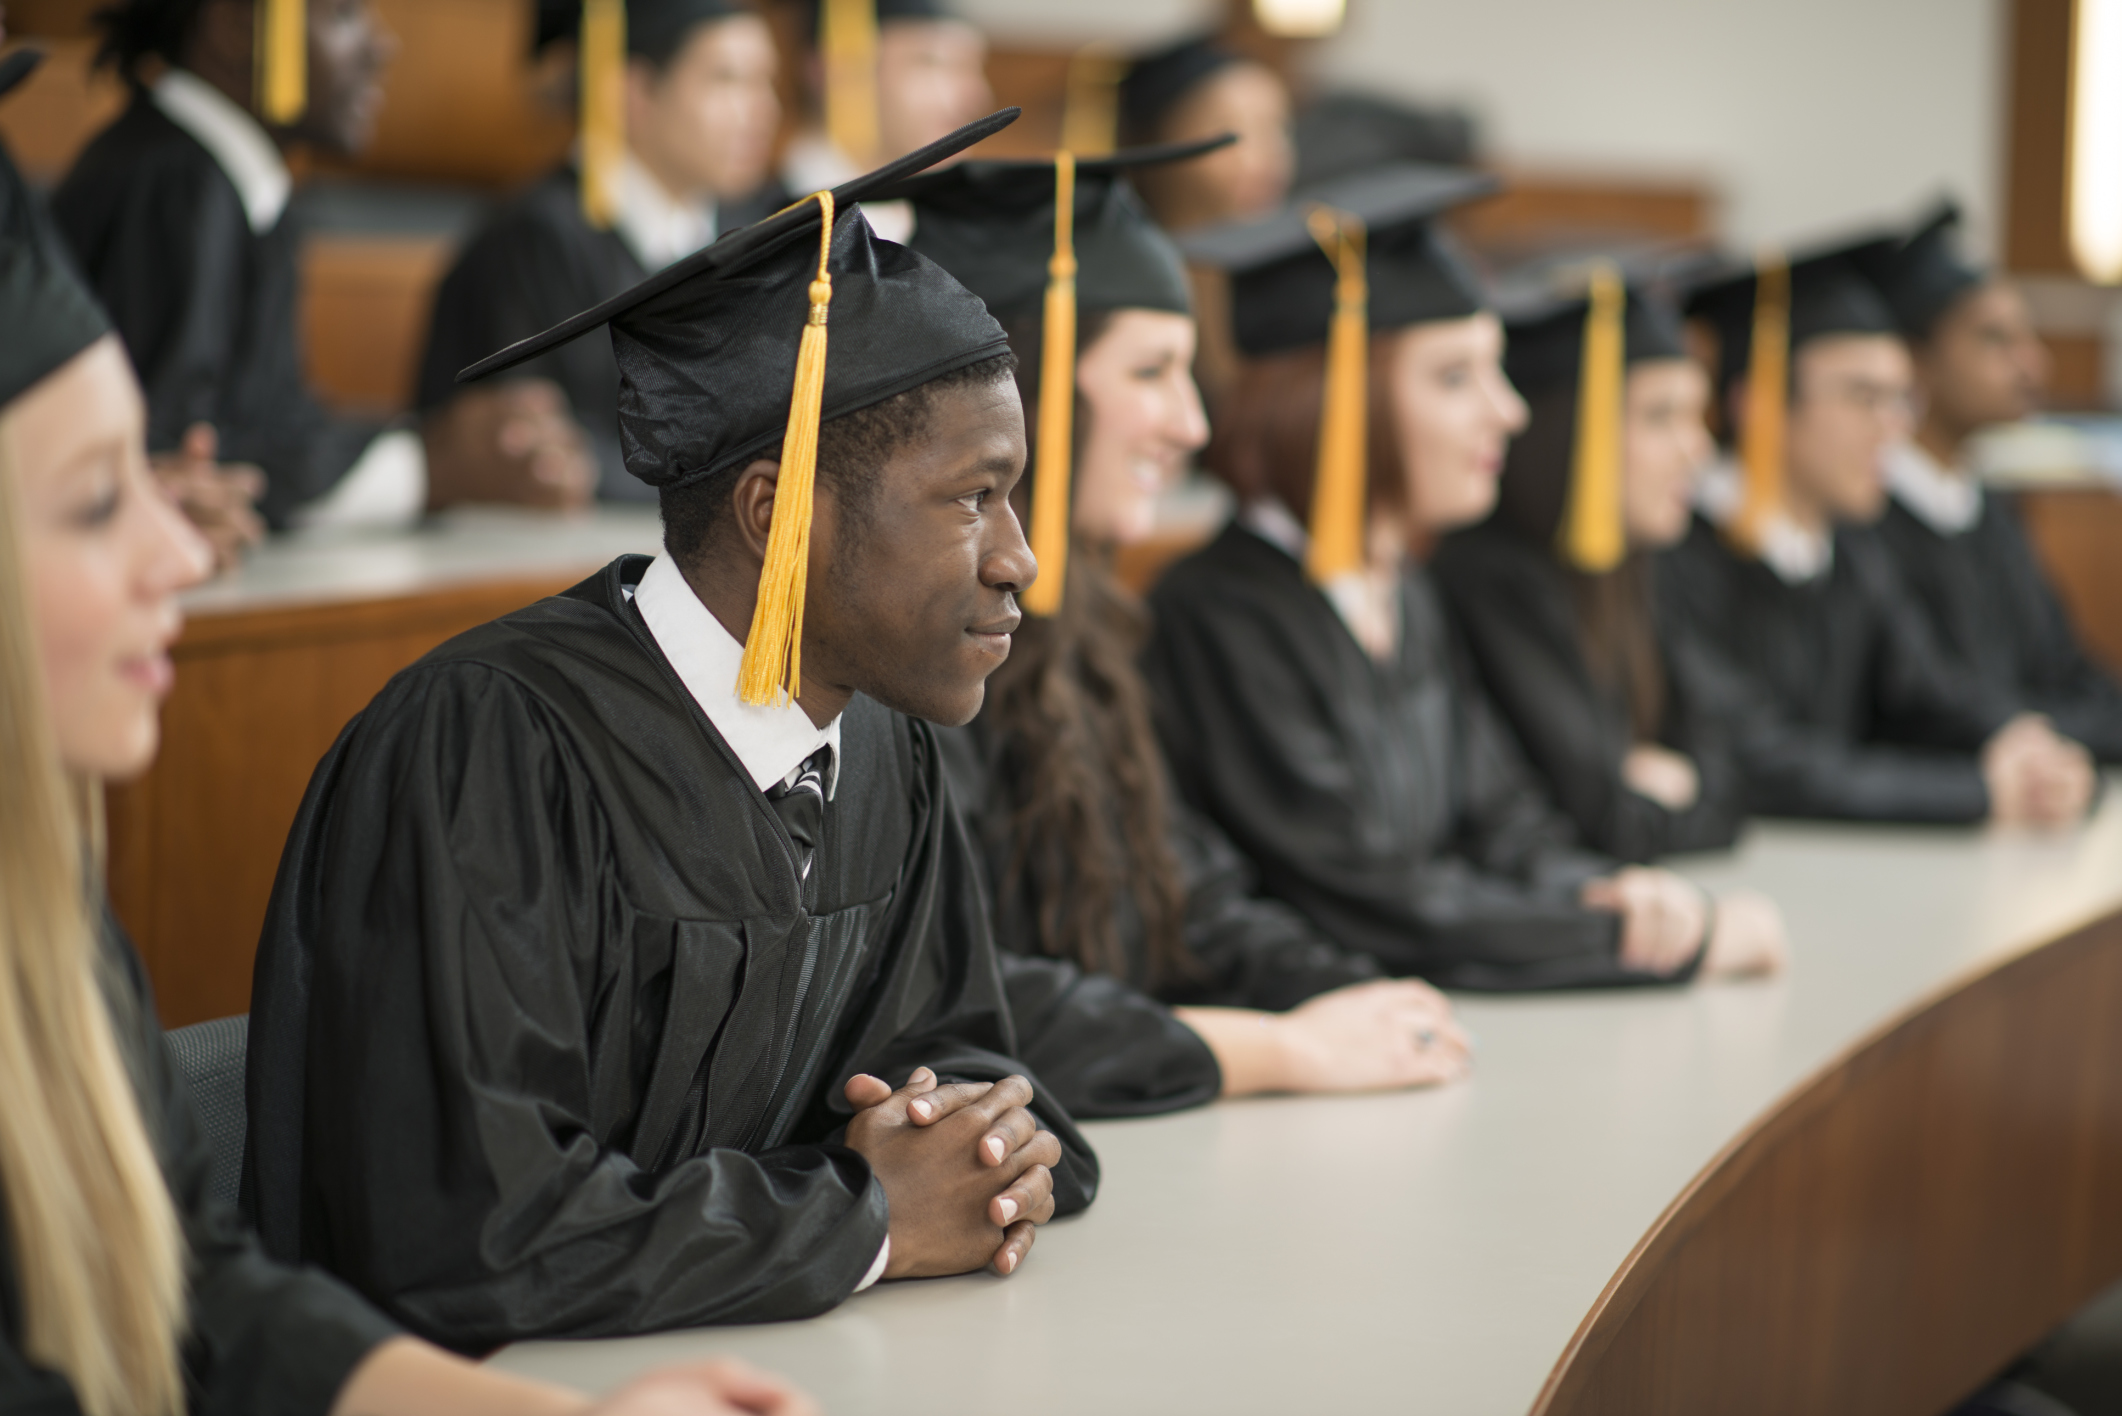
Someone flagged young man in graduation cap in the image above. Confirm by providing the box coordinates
[1662,237,2096,825]
[56,0,592,530]
[242,113,1106,1351]
[779,0,993,243]
[420,0,784,506]
[1857,202,2122,763]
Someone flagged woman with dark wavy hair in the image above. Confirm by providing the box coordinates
[896,146,1471,1097]
[1145,169,1785,990]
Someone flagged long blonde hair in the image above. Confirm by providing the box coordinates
[0,406,187,1415]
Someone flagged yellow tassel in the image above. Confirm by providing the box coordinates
[1303,206,1369,585]
[580,0,626,228]
[1732,250,1790,557]
[256,0,306,125]
[1022,154,1079,618]
[823,0,880,167]
[1060,45,1123,157]
[737,193,837,706]
[1559,261,1627,573]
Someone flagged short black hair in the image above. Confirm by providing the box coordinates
[94,0,212,85]
[660,350,1017,569]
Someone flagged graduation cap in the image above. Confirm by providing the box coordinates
[1180,163,1499,584]
[1683,234,1898,554]
[880,134,1234,614]
[1,228,110,411]
[1117,35,1239,146]
[1852,200,1986,342]
[1502,268,1690,572]
[460,109,1019,706]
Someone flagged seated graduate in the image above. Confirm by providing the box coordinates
[885,141,1471,1095]
[419,0,784,506]
[55,0,592,529]
[0,218,818,1416]
[1117,37,1295,409]
[780,0,992,243]
[1664,240,2095,825]
[1432,268,1758,863]
[1859,203,2122,763]
[243,114,1098,1351]
[1143,168,1784,990]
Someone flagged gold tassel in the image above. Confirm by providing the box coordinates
[1021,154,1079,618]
[580,0,626,228]
[738,193,837,706]
[1559,261,1627,573]
[1303,206,1369,585]
[1060,45,1123,157]
[1732,250,1790,556]
[823,0,880,167]
[256,0,306,125]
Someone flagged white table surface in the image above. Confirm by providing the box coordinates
[491,785,2122,1415]
[180,506,666,616]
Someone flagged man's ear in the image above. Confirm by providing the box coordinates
[728,458,783,563]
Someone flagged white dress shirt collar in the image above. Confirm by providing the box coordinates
[629,555,841,797]
[1696,455,1835,585]
[151,68,291,235]
[612,154,719,273]
[1885,438,1985,535]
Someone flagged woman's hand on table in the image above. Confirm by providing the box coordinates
[1583,866,1709,976]
[1700,889,1788,978]
[585,1359,821,1416]
[151,422,264,575]
[1176,978,1472,1097]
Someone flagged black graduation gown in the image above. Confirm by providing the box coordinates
[1143,523,1684,992]
[939,721,1381,1013]
[0,917,395,1416]
[242,555,1098,1352]
[52,96,377,528]
[1875,493,2122,762]
[1656,515,2014,822]
[416,167,649,503]
[1431,523,1746,863]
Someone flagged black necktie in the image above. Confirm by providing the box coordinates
[765,747,832,880]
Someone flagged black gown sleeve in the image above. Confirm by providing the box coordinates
[249,664,891,1349]
[1145,547,1679,993]
[1656,526,1994,823]
[1433,535,1745,862]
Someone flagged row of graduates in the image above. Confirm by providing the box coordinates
[5,13,2122,1416]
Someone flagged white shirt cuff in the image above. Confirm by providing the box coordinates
[289,429,427,531]
[853,1236,890,1293]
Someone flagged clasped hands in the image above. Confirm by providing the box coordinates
[842,1067,1060,1282]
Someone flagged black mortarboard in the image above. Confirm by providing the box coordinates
[881,135,1232,614]
[1117,35,1238,145]
[1683,234,1900,392]
[884,136,1228,323]
[461,111,1018,705]
[1293,92,1477,188]
[1851,200,1986,342]
[1504,281,1690,400]
[1,230,111,411]
[1182,163,1500,356]
[534,0,746,55]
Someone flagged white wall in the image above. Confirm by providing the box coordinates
[959,0,2007,256]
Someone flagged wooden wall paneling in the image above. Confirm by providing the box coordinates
[301,235,455,415]
[2040,331,2107,409]
[107,576,584,1026]
[2006,0,2076,275]
[1451,174,1715,267]
[1532,907,2122,1416]
[2013,486,2122,672]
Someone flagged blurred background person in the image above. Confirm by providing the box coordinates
[419,0,783,504]
[1859,202,2122,763]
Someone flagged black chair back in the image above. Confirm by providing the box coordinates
[163,1015,249,1210]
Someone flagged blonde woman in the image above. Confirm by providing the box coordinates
[0,231,813,1414]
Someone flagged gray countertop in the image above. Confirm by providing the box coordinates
[180,506,666,616]
[490,786,2122,1415]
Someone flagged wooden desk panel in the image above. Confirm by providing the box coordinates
[2016,486,2122,672]
[108,575,580,1026]
[1536,906,2122,1416]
